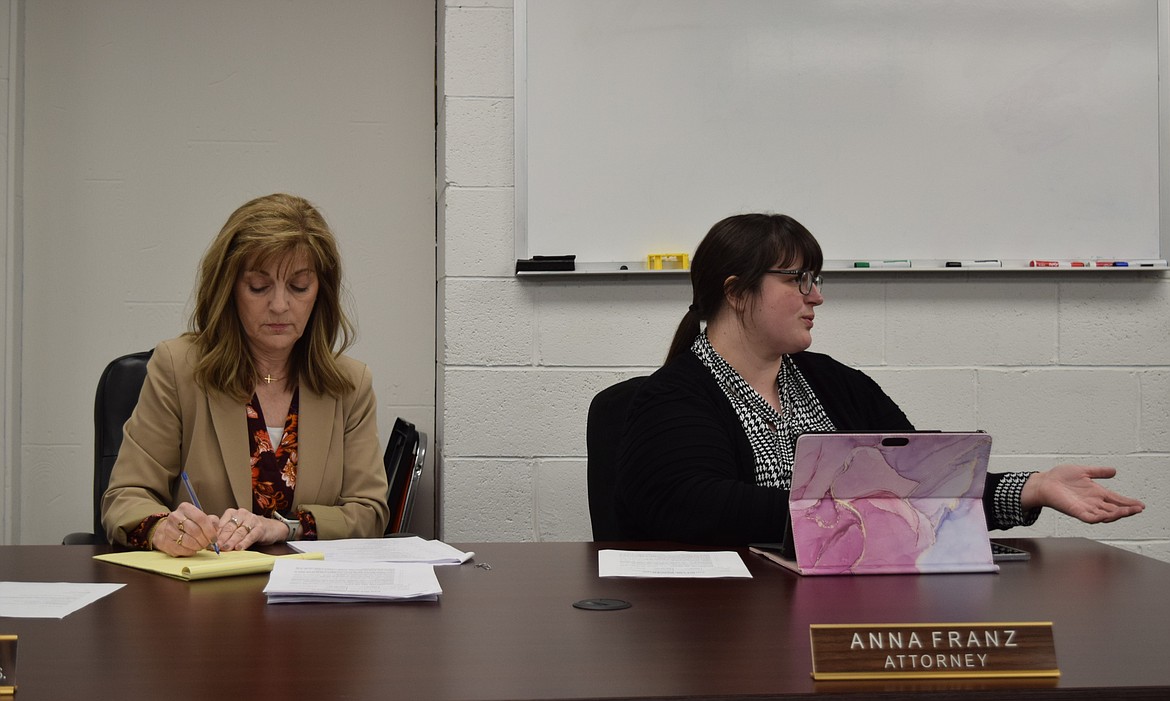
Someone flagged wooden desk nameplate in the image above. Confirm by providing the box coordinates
[0,635,16,694]
[810,623,1058,681]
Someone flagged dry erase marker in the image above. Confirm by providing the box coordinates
[853,260,910,269]
[1032,260,1095,267]
[1093,259,1166,267]
[945,260,1001,268]
[181,471,220,555]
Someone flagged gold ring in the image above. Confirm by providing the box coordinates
[176,533,185,546]
[243,523,253,533]
[177,519,186,533]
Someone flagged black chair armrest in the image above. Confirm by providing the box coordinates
[62,531,99,545]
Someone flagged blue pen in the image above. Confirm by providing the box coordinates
[180,471,220,555]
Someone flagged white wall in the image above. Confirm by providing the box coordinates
[439,0,1170,561]
[11,0,436,544]
[0,0,18,545]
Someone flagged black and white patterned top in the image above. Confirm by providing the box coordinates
[692,333,835,489]
[993,472,1037,527]
[692,332,1039,527]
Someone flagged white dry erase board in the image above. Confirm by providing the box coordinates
[515,0,1170,274]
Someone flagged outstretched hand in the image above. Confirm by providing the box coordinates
[1020,465,1145,524]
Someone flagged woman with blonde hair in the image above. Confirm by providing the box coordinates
[102,193,388,555]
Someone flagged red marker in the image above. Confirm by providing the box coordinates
[1028,260,1059,267]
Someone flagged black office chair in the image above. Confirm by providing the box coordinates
[585,376,647,541]
[63,350,153,545]
[384,417,428,536]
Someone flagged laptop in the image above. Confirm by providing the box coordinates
[752,432,999,575]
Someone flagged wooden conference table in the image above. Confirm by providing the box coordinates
[1,538,1168,700]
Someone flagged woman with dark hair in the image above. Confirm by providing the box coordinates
[616,213,1144,544]
[102,193,389,555]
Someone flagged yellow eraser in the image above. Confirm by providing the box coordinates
[647,252,690,270]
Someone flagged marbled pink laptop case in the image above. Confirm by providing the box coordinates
[787,433,998,575]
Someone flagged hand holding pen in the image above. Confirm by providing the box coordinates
[181,472,220,555]
[148,473,220,557]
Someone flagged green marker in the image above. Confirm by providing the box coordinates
[853,260,911,269]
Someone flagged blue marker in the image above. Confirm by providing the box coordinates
[181,471,220,555]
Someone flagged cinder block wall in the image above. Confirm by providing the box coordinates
[439,1,1169,560]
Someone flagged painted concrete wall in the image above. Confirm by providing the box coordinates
[438,0,1169,561]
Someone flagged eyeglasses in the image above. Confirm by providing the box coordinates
[766,269,823,295]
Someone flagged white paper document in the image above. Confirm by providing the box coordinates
[0,581,126,618]
[288,536,474,565]
[598,550,752,579]
[263,559,442,603]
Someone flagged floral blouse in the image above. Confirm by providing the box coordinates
[127,388,318,548]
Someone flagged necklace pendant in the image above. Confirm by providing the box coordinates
[263,374,276,385]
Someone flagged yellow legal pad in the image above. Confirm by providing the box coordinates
[93,550,324,581]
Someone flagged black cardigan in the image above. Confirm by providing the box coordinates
[614,350,1010,545]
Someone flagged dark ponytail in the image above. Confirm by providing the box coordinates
[663,213,822,364]
[665,305,703,362]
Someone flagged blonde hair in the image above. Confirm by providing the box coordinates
[186,193,356,401]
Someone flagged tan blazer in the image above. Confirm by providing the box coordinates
[101,336,389,545]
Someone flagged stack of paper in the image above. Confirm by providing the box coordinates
[262,559,443,604]
[288,536,473,565]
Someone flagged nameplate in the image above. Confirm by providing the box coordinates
[0,635,16,694]
[809,622,1058,681]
